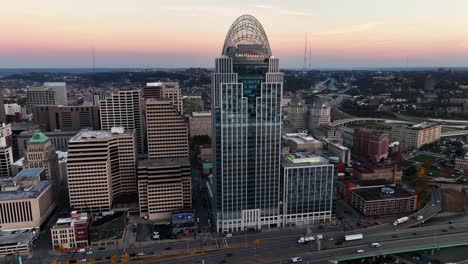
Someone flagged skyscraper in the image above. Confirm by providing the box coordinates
[309,101,331,129]
[100,90,144,154]
[146,100,189,159]
[212,15,283,232]
[26,82,68,114]
[22,130,59,183]
[67,128,137,212]
[32,105,100,132]
[0,91,5,123]
[145,82,183,114]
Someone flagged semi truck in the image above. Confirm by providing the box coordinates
[297,234,323,244]
[393,216,409,226]
[344,234,363,241]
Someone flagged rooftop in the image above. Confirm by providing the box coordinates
[0,180,50,201]
[192,112,211,117]
[53,212,89,228]
[407,122,440,130]
[70,129,132,142]
[0,229,37,247]
[139,158,190,168]
[284,133,320,144]
[352,186,415,201]
[354,163,400,173]
[14,169,44,181]
[28,130,49,144]
[283,153,330,167]
[341,178,392,188]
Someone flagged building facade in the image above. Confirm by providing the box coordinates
[189,112,212,139]
[145,82,183,114]
[283,133,322,154]
[390,122,442,149]
[350,186,417,216]
[17,130,76,158]
[26,82,68,114]
[282,154,336,226]
[32,105,100,132]
[0,92,5,123]
[146,100,189,159]
[100,90,144,154]
[354,163,402,184]
[353,128,389,163]
[309,102,331,129]
[22,130,59,182]
[138,159,191,221]
[67,128,137,212]
[212,15,283,232]
[0,169,55,230]
[51,211,90,250]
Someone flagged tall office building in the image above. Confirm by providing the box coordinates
[146,100,189,159]
[212,15,283,232]
[22,130,59,182]
[138,158,191,221]
[281,153,336,226]
[353,128,389,163]
[309,102,331,129]
[145,82,183,114]
[0,91,5,123]
[100,90,144,154]
[32,105,100,132]
[26,82,68,114]
[67,128,137,212]
[0,145,13,177]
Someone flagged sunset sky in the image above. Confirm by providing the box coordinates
[1,0,468,68]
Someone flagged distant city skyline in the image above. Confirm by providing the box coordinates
[1,0,468,68]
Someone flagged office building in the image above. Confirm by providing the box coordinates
[189,112,212,138]
[212,15,283,232]
[183,96,204,114]
[4,103,23,116]
[17,130,76,158]
[312,125,343,144]
[145,82,183,114]
[353,128,389,163]
[32,105,100,132]
[100,90,144,154]
[350,186,417,216]
[146,100,189,159]
[0,92,5,123]
[26,82,67,114]
[390,122,442,149]
[325,140,351,166]
[354,163,402,184]
[22,130,59,182]
[51,211,90,250]
[138,158,191,221]
[281,153,336,226]
[0,146,13,177]
[309,102,331,129]
[0,169,55,230]
[283,133,322,154]
[0,230,37,257]
[283,98,308,132]
[67,128,137,212]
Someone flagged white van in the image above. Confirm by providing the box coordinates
[290,257,303,263]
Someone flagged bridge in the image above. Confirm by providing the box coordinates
[331,118,413,127]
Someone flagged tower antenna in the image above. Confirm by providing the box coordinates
[308,41,312,70]
[303,33,308,71]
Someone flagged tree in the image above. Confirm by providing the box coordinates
[50,261,58,264]
[88,259,95,264]
[122,252,129,262]
[252,239,260,255]
[418,167,426,177]
[423,160,432,169]
[111,254,119,263]
[63,261,70,264]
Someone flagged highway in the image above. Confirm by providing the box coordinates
[34,190,444,263]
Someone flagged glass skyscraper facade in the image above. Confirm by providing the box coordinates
[212,15,284,232]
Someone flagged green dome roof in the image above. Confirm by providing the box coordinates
[28,130,49,144]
